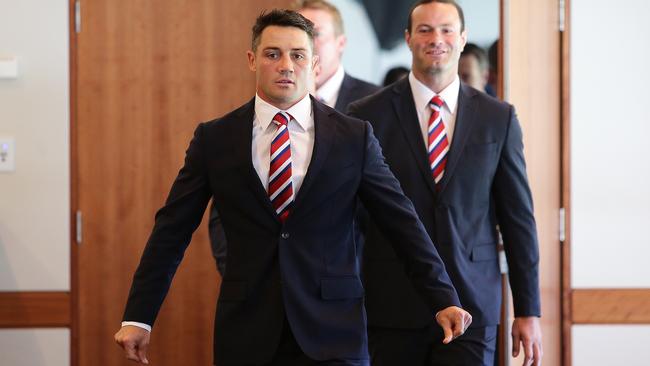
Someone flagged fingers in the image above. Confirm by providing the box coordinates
[437,307,471,344]
[115,328,149,364]
[137,343,149,365]
[442,321,454,344]
[121,339,149,364]
[532,341,543,366]
[521,338,534,366]
[511,327,521,358]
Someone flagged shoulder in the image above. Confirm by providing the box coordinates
[347,79,404,116]
[462,84,513,116]
[315,99,370,137]
[344,73,381,94]
[200,98,255,130]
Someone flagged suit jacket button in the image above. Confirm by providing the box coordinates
[281,232,290,239]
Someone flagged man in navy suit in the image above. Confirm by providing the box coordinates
[208,0,378,275]
[114,9,471,366]
[348,1,542,365]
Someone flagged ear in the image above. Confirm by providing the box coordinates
[312,54,320,73]
[336,34,347,55]
[247,50,256,72]
[460,29,468,51]
[404,29,412,48]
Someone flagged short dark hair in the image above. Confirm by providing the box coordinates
[251,9,315,51]
[461,43,489,72]
[406,0,465,34]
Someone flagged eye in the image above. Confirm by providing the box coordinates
[417,27,431,34]
[293,53,305,60]
[265,52,279,59]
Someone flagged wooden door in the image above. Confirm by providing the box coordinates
[72,1,290,365]
[505,0,562,365]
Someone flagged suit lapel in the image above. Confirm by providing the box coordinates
[392,78,438,196]
[232,99,280,223]
[289,97,336,219]
[436,84,478,196]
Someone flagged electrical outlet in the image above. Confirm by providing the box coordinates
[0,137,15,172]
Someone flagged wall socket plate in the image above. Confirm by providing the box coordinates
[0,137,15,172]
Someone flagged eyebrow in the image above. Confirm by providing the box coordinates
[262,47,308,52]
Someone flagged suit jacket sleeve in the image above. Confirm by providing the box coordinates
[493,107,541,317]
[357,121,461,315]
[122,123,212,326]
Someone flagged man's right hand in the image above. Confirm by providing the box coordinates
[435,306,473,344]
[114,325,150,364]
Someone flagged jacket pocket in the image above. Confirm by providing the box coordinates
[470,243,498,262]
[321,276,364,300]
[218,280,248,302]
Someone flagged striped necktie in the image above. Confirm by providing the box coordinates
[428,95,449,186]
[268,112,294,223]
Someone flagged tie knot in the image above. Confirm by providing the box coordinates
[273,112,291,127]
[430,95,444,109]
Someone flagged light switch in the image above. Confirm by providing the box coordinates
[0,56,18,79]
[0,137,15,172]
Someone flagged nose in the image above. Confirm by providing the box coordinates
[278,54,294,74]
[430,29,444,45]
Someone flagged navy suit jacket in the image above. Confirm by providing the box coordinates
[123,97,460,365]
[208,73,379,274]
[334,73,380,112]
[348,79,541,329]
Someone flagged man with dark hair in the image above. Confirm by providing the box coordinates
[207,0,378,276]
[459,43,489,92]
[349,1,542,365]
[114,8,471,366]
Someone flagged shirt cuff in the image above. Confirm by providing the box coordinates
[121,321,152,332]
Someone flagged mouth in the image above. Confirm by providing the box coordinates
[426,49,446,56]
[276,79,294,85]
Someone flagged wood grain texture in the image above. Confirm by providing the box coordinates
[572,289,650,324]
[74,1,290,365]
[69,1,79,366]
[0,292,70,327]
[505,0,562,365]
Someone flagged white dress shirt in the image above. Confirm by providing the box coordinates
[408,72,460,146]
[251,93,314,194]
[122,93,316,333]
[315,64,345,108]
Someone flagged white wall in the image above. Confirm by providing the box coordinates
[570,0,650,289]
[573,325,650,366]
[571,0,650,363]
[0,0,70,291]
[0,329,70,366]
[0,0,69,364]
[332,0,499,85]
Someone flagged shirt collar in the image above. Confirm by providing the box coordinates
[254,93,313,132]
[316,64,345,103]
[408,72,460,115]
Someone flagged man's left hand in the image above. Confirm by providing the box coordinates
[435,306,473,344]
[512,316,543,366]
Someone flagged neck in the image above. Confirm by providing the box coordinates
[412,68,456,94]
[316,62,341,89]
[257,92,306,111]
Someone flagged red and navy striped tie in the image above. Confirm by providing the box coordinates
[268,112,294,223]
[428,95,449,186]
